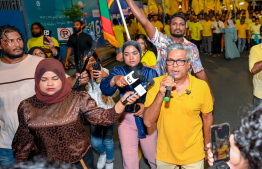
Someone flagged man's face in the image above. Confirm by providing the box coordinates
[0,31,24,59]
[166,50,190,80]
[193,17,197,23]
[74,21,82,33]
[240,19,245,24]
[170,17,186,38]
[249,14,253,18]
[189,16,193,22]
[153,16,158,22]
[216,15,220,21]
[255,19,259,25]
[236,14,240,19]
[199,15,203,19]
[31,25,42,37]
[205,16,209,21]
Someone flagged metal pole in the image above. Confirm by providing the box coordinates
[203,0,205,17]
[190,0,192,15]
[234,0,236,21]
[163,0,166,24]
[116,0,131,40]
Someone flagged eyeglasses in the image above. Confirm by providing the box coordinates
[166,59,188,66]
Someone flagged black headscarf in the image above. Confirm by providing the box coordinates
[27,47,48,58]
[122,40,143,73]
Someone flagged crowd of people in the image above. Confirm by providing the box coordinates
[1,0,262,169]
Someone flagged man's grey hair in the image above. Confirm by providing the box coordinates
[166,43,192,60]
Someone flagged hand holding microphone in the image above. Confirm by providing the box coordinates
[159,73,175,102]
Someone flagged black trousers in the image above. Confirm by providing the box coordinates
[213,33,222,54]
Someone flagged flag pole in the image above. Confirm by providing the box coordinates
[190,0,192,15]
[163,0,166,24]
[203,0,205,17]
[116,0,131,40]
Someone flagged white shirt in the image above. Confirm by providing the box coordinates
[211,20,225,33]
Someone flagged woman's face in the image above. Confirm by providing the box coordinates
[123,46,141,67]
[39,71,62,95]
[32,48,46,58]
[84,56,96,71]
[136,39,146,53]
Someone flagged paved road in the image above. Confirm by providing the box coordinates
[67,46,254,168]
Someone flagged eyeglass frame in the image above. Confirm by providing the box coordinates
[166,59,190,66]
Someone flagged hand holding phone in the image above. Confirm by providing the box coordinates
[92,62,101,80]
[43,30,52,43]
[210,123,230,164]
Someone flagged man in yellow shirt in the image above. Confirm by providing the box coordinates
[127,19,135,40]
[247,16,256,49]
[27,22,60,58]
[236,19,248,53]
[201,15,213,55]
[113,19,126,54]
[144,43,213,169]
[151,14,163,32]
[249,43,262,107]
[189,16,203,50]
[235,13,241,26]
[245,12,253,25]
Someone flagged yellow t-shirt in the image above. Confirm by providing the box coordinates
[250,24,261,39]
[217,145,228,160]
[152,20,163,32]
[127,24,135,39]
[164,24,171,37]
[187,21,193,35]
[245,18,252,25]
[141,50,157,66]
[260,17,262,25]
[136,22,148,38]
[236,24,247,38]
[247,22,255,30]
[27,35,59,58]
[249,44,262,99]
[113,25,126,47]
[144,74,213,165]
[201,20,213,36]
[235,19,240,26]
[189,22,203,40]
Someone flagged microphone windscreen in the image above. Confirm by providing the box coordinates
[133,70,142,79]
[169,73,174,79]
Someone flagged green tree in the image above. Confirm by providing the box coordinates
[61,4,83,22]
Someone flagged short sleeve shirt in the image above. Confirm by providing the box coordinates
[27,35,60,58]
[67,32,93,64]
[113,25,126,47]
[189,22,203,40]
[236,24,247,38]
[211,21,225,33]
[202,20,213,36]
[152,21,163,32]
[251,24,261,39]
[144,74,213,165]
[149,28,204,76]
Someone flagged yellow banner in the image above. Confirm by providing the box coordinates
[148,0,158,14]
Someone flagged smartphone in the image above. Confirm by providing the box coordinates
[92,62,101,80]
[43,30,52,43]
[92,62,101,71]
[210,123,230,164]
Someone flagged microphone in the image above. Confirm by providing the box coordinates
[122,79,155,104]
[164,73,175,102]
[124,70,144,85]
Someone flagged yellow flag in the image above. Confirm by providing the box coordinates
[236,0,249,10]
[162,0,171,15]
[192,0,200,14]
[215,0,222,14]
[205,0,215,10]
[182,0,187,13]
[170,0,179,15]
[223,0,231,12]
[158,4,163,13]
[148,0,158,14]
[144,7,149,17]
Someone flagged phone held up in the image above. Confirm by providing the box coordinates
[92,62,101,80]
[210,123,230,167]
[43,30,52,43]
